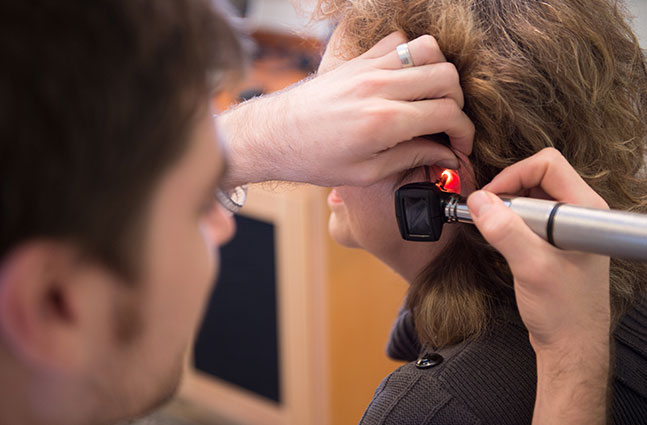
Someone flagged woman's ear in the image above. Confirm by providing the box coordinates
[428,150,475,197]
[0,241,118,373]
[437,150,475,197]
[455,151,476,197]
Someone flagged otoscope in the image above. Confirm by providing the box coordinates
[394,170,647,261]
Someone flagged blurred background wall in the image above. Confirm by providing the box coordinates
[246,0,646,47]
[628,0,647,46]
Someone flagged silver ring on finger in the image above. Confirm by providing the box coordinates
[396,43,414,68]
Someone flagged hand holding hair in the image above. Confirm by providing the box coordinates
[219,31,475,188]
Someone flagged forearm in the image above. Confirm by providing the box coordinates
[215,32,474,190]
[218,94,286,188]
[533,338,610,425]
[217,79,312,189]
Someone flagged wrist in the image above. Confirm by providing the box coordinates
[533,332,610,386]
[217,80,310,188]
[217,109,252,188]
[534,339,610,381]
[528,303,611,355]
[532,336,610,425]
[218,96,288,189]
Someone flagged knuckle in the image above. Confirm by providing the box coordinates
[355,102,398,139]
[370,102,399,125]
[418,34,440,53]
[437,97,461,120]
[479,214,516,245]
[437,61,459,80]
[355,166,380,187]
[392,31,408,45]
[538,147,563,161]
[354,72,388,95]
[443,64,461,91]
[466,118,476,134]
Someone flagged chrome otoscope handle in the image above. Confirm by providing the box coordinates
[445,195,647,261]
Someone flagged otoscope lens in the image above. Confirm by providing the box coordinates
[404,196,431,236]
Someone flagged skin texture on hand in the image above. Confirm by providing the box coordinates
[467,148,611,425]
[219,31,475,188]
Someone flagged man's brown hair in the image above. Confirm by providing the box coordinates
[316,0,647,349]
[0,0,246,280]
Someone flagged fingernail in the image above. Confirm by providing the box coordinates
[468,190,493,219]
[435,158,459,170]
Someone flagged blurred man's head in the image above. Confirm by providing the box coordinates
[0,1,244,423]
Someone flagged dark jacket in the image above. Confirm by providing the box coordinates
[359,296,647,424]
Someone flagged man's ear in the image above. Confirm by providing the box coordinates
[0,241,115,372]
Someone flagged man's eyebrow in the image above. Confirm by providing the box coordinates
[205,156,230,202]
[213,118,231,190]
[216,157,229,188]
[214,157,230,194]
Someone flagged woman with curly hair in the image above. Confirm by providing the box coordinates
[317,0,647,423]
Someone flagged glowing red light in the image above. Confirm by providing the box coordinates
[440,169,461,194]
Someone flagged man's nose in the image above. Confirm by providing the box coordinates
[207,204,236,246]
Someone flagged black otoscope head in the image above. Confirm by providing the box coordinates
[395,182,454,241]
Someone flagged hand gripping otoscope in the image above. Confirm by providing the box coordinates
[394,178,647,261]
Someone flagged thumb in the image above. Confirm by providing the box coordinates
[372,138,458,179]
[467,190,552,276]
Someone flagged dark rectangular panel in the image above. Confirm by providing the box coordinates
[193,214,281,403]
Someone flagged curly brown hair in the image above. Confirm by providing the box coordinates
[315,0,647,349]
